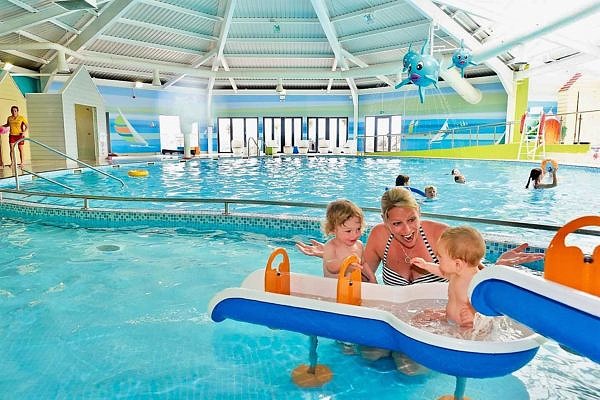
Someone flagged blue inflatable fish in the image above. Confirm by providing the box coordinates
[449,40,476,78]
[402,43,419,73]
[395,39,440,103]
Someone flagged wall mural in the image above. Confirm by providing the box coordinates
[91,79,508,153]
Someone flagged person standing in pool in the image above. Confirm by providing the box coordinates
[2,105,28,167]
[526,167,557,189]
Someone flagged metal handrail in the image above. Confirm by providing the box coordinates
[1,187,598,237]
[247,137,259,157]
[20,167,73,190]
[13,137,126,190]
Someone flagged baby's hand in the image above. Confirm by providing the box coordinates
[295,239,325,258]
[410,257,426,267]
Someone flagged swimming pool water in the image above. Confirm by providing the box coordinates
[1,219,598,399]
[10,156,599,232]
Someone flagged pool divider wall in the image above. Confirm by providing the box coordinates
[0,199,545,269]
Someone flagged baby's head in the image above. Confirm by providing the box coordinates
[323,199,365,235]
[438,226,485,268]
[451,168,461,176]
[424,185,437,199]
[395,174,410,186]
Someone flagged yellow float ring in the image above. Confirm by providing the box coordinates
[128,169,149,177]
[541,159,558,173]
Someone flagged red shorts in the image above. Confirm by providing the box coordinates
[9,134,24,144]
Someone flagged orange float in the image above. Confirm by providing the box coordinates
[264,247,290,295]
[544,216,600,296]
[336,254,362,306]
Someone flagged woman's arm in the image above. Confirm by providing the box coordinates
[21,120,28,134]
[495,243,544,266]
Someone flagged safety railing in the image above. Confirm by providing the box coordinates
[357,120,518,153]
[13,137,126,190]
[247,137,260,157]
[1,188,598,237]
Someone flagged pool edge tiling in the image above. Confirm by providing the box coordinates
[0,199,546,269]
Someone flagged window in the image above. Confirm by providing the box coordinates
[364,115,402,152]
[217,117,259,153]
[307,117,348,153]
[263,117,302,153]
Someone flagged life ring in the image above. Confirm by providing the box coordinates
[541,159,558,173]
[128,169,149,177]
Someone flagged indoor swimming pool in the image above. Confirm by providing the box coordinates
[3,156,599,245]
[0,219,598,399]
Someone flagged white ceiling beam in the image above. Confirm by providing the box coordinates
[341,49,394,87]
[118,18,217,42]
[7,0,36,12]
[327,59,337,93]
[310,0,348,70]
[163,49,217,88]
[0,4,77,35]
[98,35,205,55]
[49,19,81,34]
[66,0,138,52]
[209,0,237,92]
[2,50,48,64]
[541,36,600,60]
[330,1,403,23]
[339,20,429,43]
[471,2,600,63]
[139,0,222,22]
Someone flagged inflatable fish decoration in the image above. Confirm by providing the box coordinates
[402,43,419,73]
[395,39,440,103]
[449,40,477,78]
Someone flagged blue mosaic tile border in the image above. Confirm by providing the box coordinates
[0,200,546,270]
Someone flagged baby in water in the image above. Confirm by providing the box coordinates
[410,226,484,328]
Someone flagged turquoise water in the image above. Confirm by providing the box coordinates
[0,220,598,399]
[11,157,600,228]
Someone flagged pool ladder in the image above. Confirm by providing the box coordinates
[12,137,126,191]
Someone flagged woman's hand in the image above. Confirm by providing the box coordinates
[295,239,325,258]
[496,243,544,266]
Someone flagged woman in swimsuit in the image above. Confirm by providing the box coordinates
[297,186,543,284]
[296,187,544,373]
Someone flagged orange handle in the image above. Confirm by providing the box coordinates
[264,248,291,295]
[544,216,600,296]
[336,255,362,306]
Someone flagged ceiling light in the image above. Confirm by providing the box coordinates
[273,24,281,33]
[363,13,374,24]
[3,62,14,71]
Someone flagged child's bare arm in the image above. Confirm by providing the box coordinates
[410,257,443,277]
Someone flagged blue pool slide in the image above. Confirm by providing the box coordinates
[209,270,543,378]
[469,265,600,363]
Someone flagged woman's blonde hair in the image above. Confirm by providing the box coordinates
[323,199,365,235]
[438,226,485,266]
[381,187,419,219]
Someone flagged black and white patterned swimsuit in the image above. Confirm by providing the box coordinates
[382,226,448,286]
